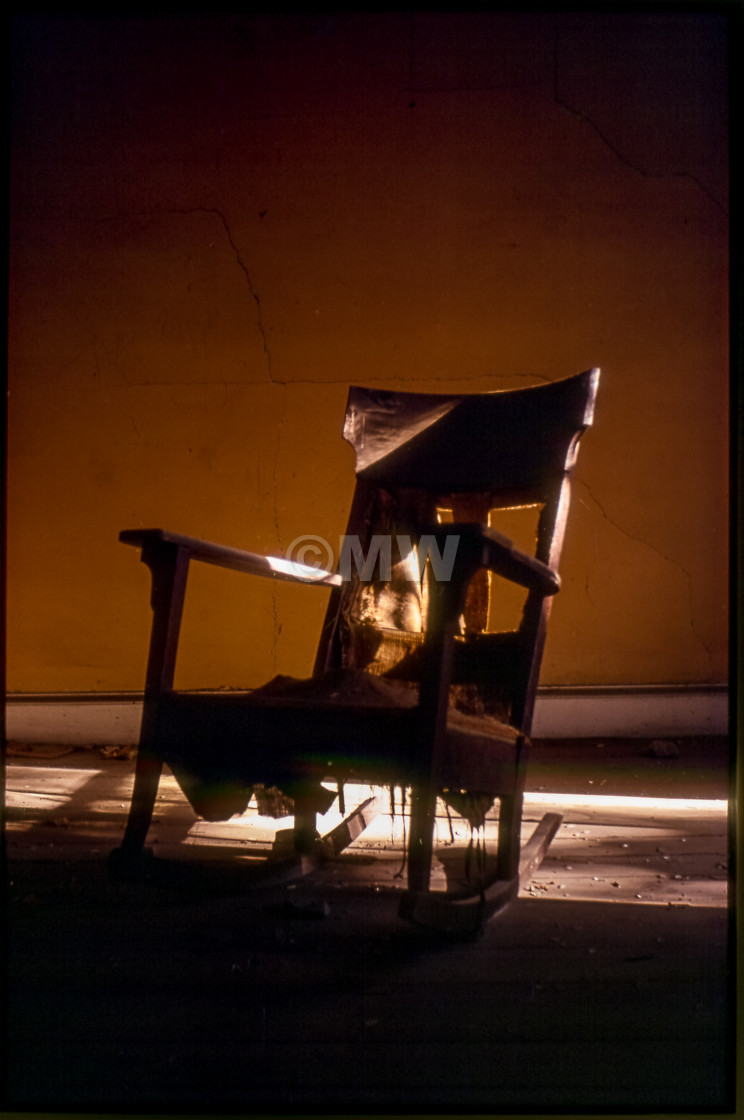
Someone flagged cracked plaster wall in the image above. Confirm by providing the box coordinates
[8,13,729,692]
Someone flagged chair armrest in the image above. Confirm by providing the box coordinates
[427,523,560,596]
[119,529,342,587]
[481,526,560,595]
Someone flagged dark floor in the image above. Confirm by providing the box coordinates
[4,736,735,1114]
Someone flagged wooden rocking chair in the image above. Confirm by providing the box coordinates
[110,368,600,934]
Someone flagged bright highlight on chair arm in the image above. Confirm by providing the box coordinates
[119,528,342,586]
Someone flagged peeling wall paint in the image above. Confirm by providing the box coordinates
[8,12,729,691]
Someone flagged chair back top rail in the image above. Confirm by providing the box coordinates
[343,368,599,497]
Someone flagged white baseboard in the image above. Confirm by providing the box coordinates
[530,686,728,739]
[6,697,144,746]
[4,686,728,745]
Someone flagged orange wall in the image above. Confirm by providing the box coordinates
[8,13,729,692]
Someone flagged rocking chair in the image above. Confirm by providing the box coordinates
[110,368,600,934]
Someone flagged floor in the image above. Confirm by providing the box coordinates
[4,736,734,1113]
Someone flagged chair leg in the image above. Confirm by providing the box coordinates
[406,786,438,893]
[496,792,523,882]
[293,806,319,854]
[289,780,343,854]
[290,783,332,854]
[109,750,164,875]
[111,540,188,877]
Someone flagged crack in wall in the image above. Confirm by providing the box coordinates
[272,382,286,550]
[136,205,275,382]
[192,207,274,382]
[269,383,287,668]
[213,372,555,387]
[551,44,726,216]
[584,574,595,608]
[577,479,715,672]
[126,204,286,663]
[404,14,725,217]
[91,205,277,384]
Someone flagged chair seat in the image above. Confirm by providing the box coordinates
[158,669,524,820]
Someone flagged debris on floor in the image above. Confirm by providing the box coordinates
[99,744,138,760]
[646,740,681,759]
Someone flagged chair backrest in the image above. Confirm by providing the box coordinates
[314,369,599,735]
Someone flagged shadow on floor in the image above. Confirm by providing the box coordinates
[6,849,733,1113]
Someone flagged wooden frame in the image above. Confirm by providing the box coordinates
[110,369,600,935]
